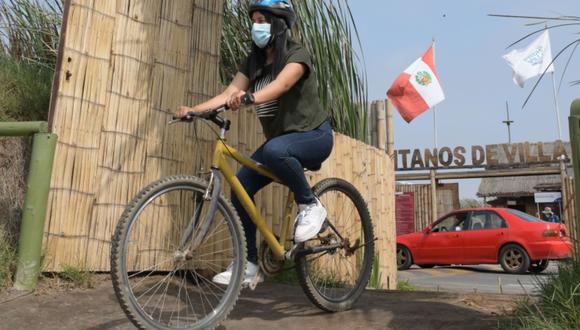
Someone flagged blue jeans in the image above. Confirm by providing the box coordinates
[231,121,333,263]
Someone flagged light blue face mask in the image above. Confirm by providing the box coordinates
[252,23,272,48]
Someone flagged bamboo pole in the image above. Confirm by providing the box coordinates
[13,132,58,291]
[568,99,580,258]
[386,100,394,156]
[0,122,49,136]
[560,158,568,224]
[376,100,386,151]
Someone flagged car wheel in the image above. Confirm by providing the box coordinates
[499,244,531,274]
[529,260,550,274]
[397,245,413,270]
[418,264,435,269]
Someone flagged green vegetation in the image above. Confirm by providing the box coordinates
[266,260,299,284]
[0,0,61,121]
[0,57,53,121]
[0,225,17,289]
[368,254,382,289]
[221,0,369,142]
[57,264,94,288]
[0,0,62,66]
[504,261,580,329]
[396,279,418,292]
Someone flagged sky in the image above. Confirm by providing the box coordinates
[348,0,580,199]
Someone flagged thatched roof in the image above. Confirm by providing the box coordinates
[478,175,562,198]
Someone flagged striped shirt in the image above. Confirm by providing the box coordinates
[253,71,279,119]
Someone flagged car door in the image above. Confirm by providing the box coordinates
[414,212,467,264]
[461,211,508,263]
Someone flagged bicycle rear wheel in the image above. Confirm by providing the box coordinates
[296,178,375,312]
[110,175,246,330]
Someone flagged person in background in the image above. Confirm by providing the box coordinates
[541,207,561,223]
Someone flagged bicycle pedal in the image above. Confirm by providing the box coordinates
[242,271,264,291]
[249,272,263,291]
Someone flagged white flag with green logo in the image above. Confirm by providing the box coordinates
[503,30,555,88]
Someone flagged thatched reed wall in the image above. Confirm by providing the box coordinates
[396,183,459,230]
[45,0,395,288]
[46,0,226,270]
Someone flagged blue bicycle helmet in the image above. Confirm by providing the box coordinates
[249,0,296,27]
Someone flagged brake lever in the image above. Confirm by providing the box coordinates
[168,117,184,125]
[168,114,194,125]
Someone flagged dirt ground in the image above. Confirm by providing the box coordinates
[0,275,521,330]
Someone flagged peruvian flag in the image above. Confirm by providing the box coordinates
[387,45,445,123]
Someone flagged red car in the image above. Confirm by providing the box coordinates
[396,208,573,274]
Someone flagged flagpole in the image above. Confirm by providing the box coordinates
[544,24,563,141]
[433,107,438,149]
[551,72,563,141]
[430,39,438,224]
[432,38,438,150]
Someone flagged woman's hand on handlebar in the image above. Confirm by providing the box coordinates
[177,105,200,118]
[226,91,246,111]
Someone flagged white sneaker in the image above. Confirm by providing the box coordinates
[212,261,263,285]
[294,198,327,243]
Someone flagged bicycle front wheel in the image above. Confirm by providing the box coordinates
[296,178,375,312]
[110,175,246,330]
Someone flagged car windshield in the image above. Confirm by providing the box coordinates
[505,209,543,222]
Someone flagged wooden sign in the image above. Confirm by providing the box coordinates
[395,141,570,171]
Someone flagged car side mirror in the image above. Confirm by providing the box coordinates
[423,226,431,234]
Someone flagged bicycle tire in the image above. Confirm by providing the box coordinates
[110,175,246,330]
[296,178,375,312]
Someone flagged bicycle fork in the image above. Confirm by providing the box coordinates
[174,169,222,261]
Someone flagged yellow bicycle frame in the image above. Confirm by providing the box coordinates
[212,140,295,260]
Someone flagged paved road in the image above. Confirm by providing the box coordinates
[398,262,560,294]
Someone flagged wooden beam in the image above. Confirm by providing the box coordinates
[396,166,561,181]
[430,169,437,221]
[386,100,394,156]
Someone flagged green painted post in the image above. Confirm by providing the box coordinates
[568,99,580,259]
[0,122,48,136]
[13,133,57,291]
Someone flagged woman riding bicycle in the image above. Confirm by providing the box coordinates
[178,0,333,285]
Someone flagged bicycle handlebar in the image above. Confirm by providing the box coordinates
[170,105,228,123]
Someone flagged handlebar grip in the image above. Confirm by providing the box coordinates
[240,92,255,106]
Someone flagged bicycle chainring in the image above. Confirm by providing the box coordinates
[258,238,285,276]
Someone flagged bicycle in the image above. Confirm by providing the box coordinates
[110,105,375,330]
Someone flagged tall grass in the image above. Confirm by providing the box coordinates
[0,0,62,67]
[505,261,580,329]
[0,56,53,121]
[0,0,61,120]
[221,0,369,142]
[0,225,17,289]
